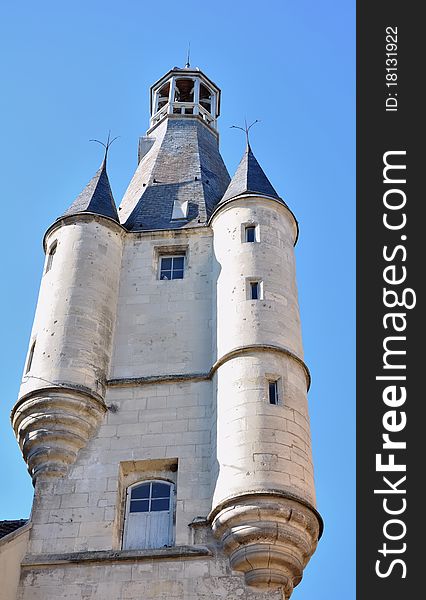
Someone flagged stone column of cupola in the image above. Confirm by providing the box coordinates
[210,194,321,597]
[210,93,216,125]
[12,164,124,483]
[167,77,176,114]
[193,77,200,115]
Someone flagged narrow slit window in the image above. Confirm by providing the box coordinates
[26,340,36,374]
[160,255,185,280]
[45,241,57,273]
[268,380,279,405]
[250,281,260,300]
[245,226,256,243]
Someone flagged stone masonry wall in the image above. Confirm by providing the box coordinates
[15,210,316,599]
[18,555,284,600]
[111,229,214,379]
[27,379,212,556]
[18,379,284,600]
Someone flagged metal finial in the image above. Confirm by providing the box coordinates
[230,118,260,147]
[89,130,119,163]
[185,42,191,68]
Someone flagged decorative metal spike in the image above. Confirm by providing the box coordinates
[185,42,191,68]
[89,130,119,162]
[230,119,260,146]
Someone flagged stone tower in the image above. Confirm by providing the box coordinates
[8,65,322,600]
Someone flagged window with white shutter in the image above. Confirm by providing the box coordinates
[123,480,174,550]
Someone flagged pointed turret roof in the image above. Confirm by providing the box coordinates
[220,144,284,205]
[61,158,119,222]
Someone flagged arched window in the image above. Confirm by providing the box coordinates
[123,480,174,550]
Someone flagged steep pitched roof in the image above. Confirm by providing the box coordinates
[118,118,230,231]
[221,144,284,204]
[61,159,119,222]
[0,519,27,539]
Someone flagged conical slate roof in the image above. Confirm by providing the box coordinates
[62,158,119,222]
[221,144,284,204]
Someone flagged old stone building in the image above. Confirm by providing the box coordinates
[1,65,322,599]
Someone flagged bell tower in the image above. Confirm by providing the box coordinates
[7,64,322,600]
[149,66,220,132]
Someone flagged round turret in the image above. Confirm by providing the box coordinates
[209,146,322,597]
[12,160,124,482]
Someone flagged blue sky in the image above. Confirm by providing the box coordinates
[0,1,355,598]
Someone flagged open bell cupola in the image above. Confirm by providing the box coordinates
[149,66,220,133]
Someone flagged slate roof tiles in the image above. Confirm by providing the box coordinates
[119,118,230,231]
[61,158,119,223]
[221,144,285,206]
[0,519,27,539]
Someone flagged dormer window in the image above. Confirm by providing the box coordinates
[171,199,188,220]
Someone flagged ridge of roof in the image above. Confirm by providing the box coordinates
[0,519,28,539]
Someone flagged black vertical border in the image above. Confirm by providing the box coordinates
[357,2,421,599]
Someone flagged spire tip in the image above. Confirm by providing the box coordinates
[185,42,191,68]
